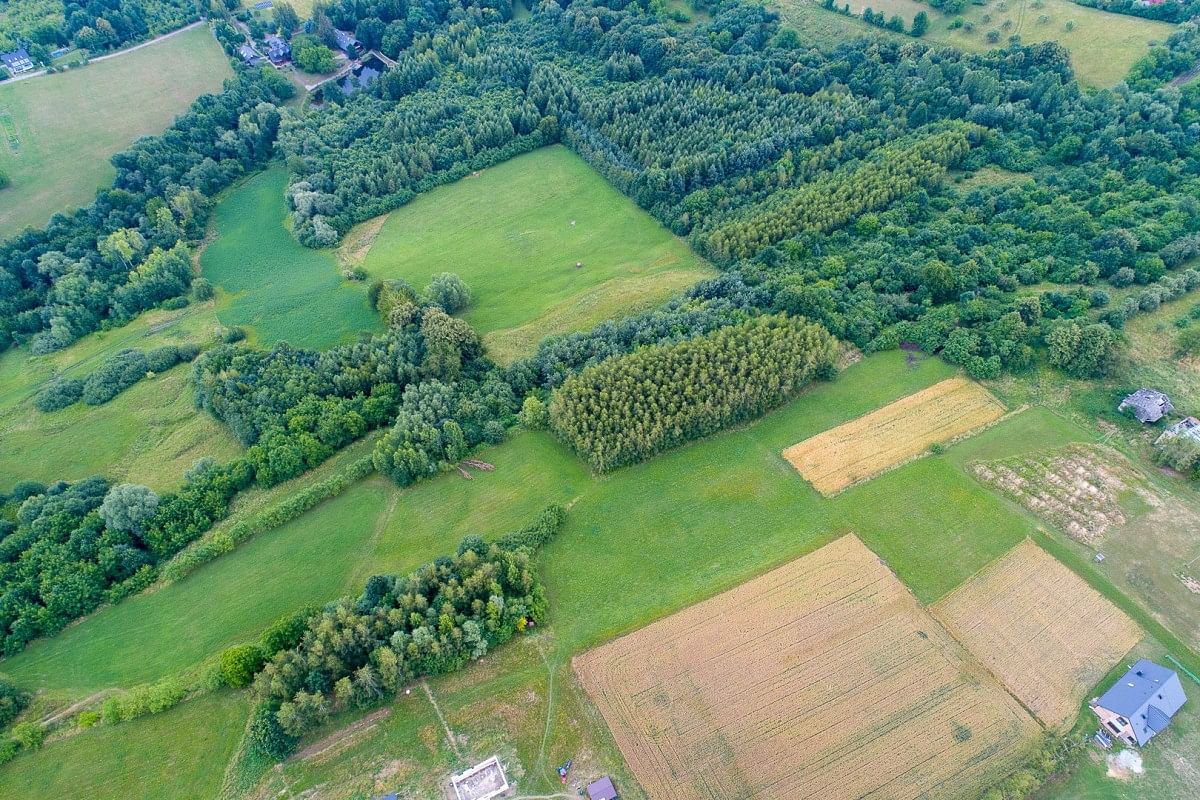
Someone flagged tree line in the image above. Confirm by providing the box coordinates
[35,342,200,412]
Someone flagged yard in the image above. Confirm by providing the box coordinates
[0,25,232,238]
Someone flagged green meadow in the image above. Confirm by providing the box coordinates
[358,145,716,362]
[200,167,381,350]
[0,26,232,238]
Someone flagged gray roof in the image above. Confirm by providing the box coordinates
[1,49,32,69]
[1096,659,1187,746]
[1159,416,1200,444]
[334,29,361,50]
[587,776,618,800]
[1119,388,1173,422]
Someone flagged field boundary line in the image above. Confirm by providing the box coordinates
[816,400,1029,498]
[422,680,461,760]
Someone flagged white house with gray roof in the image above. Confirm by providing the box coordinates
[1090,659,1187,747]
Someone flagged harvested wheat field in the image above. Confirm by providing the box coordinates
[932,540,1141,728]
[783,377,1006,495]
[574,535,1039,800]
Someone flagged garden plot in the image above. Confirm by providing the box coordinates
[574,535,1039,800]
[932,540,1142,728]
[783,377,1006,494]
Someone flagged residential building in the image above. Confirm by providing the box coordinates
[1,48,35,75]
[1090,659,1187,747]
[1118,388,1173,423]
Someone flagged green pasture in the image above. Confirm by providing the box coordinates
[0,302,239,493]
[0,690,248,800]
[774,0,1175,87]
[0,26,232,238]
[200,167,380,349]
[358,145,716,362]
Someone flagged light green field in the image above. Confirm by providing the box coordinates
[774,0,1176,87]
[0,690,248,800]
[358,145,716,362]
[0,302,240,493]
[201,167,381,350]
[0,26,232,238]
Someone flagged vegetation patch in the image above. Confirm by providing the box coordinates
[932,539,1142,727]
[575,535,1039,800]
[784,376,1007,494]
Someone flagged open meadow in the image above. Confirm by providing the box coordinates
[773,0,1175,86]
[932,539,1142,728]
[575,534,1040,800]
[0,25,232,238]
[357,146,716,362]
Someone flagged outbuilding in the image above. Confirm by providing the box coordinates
[1090,659,1187,747]
[1118,388,1173,423]
[1156,415,1200,445]
[587,776,618,800]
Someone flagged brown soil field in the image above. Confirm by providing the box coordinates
[783,377,1007,495]
[932,540,1141,728]
[573,535,1039,800]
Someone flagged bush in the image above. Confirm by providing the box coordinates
[82,349,149,405]
[247,700,298,760]
[192,277,215,300]
[10,721,43,750]
[34,377,84,412]
[424,273,472,313]
[223,326,247,344]
[0,678,29,729]
[0,739,18,766]
[8,481,46,502]
[221,644,266,688]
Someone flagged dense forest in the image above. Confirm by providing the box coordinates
[0,0,201,63]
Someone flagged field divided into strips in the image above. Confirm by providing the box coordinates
[933,540,1142,728]
[574,535,1039,800]
[783,376,1007,495]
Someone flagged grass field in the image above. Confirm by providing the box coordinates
[932,539,1142,728]
[357,145,716,362]
[576,534,1039,800]
[773,0,1175,87]
[0,302,239,493]
[200,167,380,350]
[783,376,1007,494]
[0,26,232,238]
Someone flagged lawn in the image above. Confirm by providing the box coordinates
[773,0,1176,87]
[357,145,716,362]
[0,25,232,238]
[0,301,240,493]
[200,167,381,349]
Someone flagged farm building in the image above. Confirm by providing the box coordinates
[587,776,618,800]
[1,48,35,74]
[263,35,291,65]
[1118,388,1173,423]
[334,29,363,57]
[1090,659,1187,747]
[1156,416,1200,445]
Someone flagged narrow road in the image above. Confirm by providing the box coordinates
[4,19,208,84]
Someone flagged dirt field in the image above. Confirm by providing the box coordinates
[783,377,1007,494]
[932,540,1141,728]
[574,535,1039,800]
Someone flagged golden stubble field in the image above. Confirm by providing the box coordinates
[932,540,1142,728]
[783,377,1007,495]
[574,535,1039,800]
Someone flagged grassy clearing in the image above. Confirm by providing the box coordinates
[0,690,248,800]
[358,145,715,360]
[1122,293,1200,413]
[201,167,380,349]
[773,0,1175,87]
[0,26,232,238]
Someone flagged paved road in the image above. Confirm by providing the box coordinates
[3,20,208,85]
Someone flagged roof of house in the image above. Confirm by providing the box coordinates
[1160,416,1200,443]
[1119,388,1173,421]
[238,44,263,63]
[587,776,618,800]
[334,29,361,49]
[1096,659,1187,746]
[1,49,32,68]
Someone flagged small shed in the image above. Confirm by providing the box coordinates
[1,48,35,74]
[1156,416,1200,445]
[587,776,618,800]
[1090,659,1187,747]
[1118,388,1173,424]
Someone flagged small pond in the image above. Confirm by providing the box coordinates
[336,56,386,95]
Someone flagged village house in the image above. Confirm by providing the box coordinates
[1156,415,1200,445]
[1090,659,1187,747]
[238,44,265,67]
[1118,388,1173,423]
[334,29,363,58]
[263,34,291,65]
[1,48,35,75]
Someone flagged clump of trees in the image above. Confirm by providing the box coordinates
[247,505,564,758]
[550,315,838,472]
[35,344,200,412]
[1153,433,1200,480]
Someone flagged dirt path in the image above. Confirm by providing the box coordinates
[421,680,461,759]
[1170,62,1200,88]
[38,689,111,727]
[291,707,393,761]
[5,20,207,84]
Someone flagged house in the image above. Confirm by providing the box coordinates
[263,34,291,65]
[1118,388,1173,423]
[334,29,362,57]
[238,44,264,66]
[253,0,274,8]
[1090,659,1187,747]
[1156,416,1200,446]
[587,776,619,800]
[1,48,35,75]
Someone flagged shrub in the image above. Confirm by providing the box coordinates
[223,326,247,344]
[0,678,28,729]
[246,700,298,760]
[0,739,19,766]
[82,349,149,405]
[10,721,43,750]
[424,273,472,313]
[34,377,84,412]
[192,277,215,300]
[221,644,266,688]
[77,710,100,729]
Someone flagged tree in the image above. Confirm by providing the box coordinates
[518,396,549,429]
[911,11,929,36]
[273,2,300,34]
[1046,322,1118,378]
[221,644,266,688]
[424,273,472,313]
[100,484,160,535]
